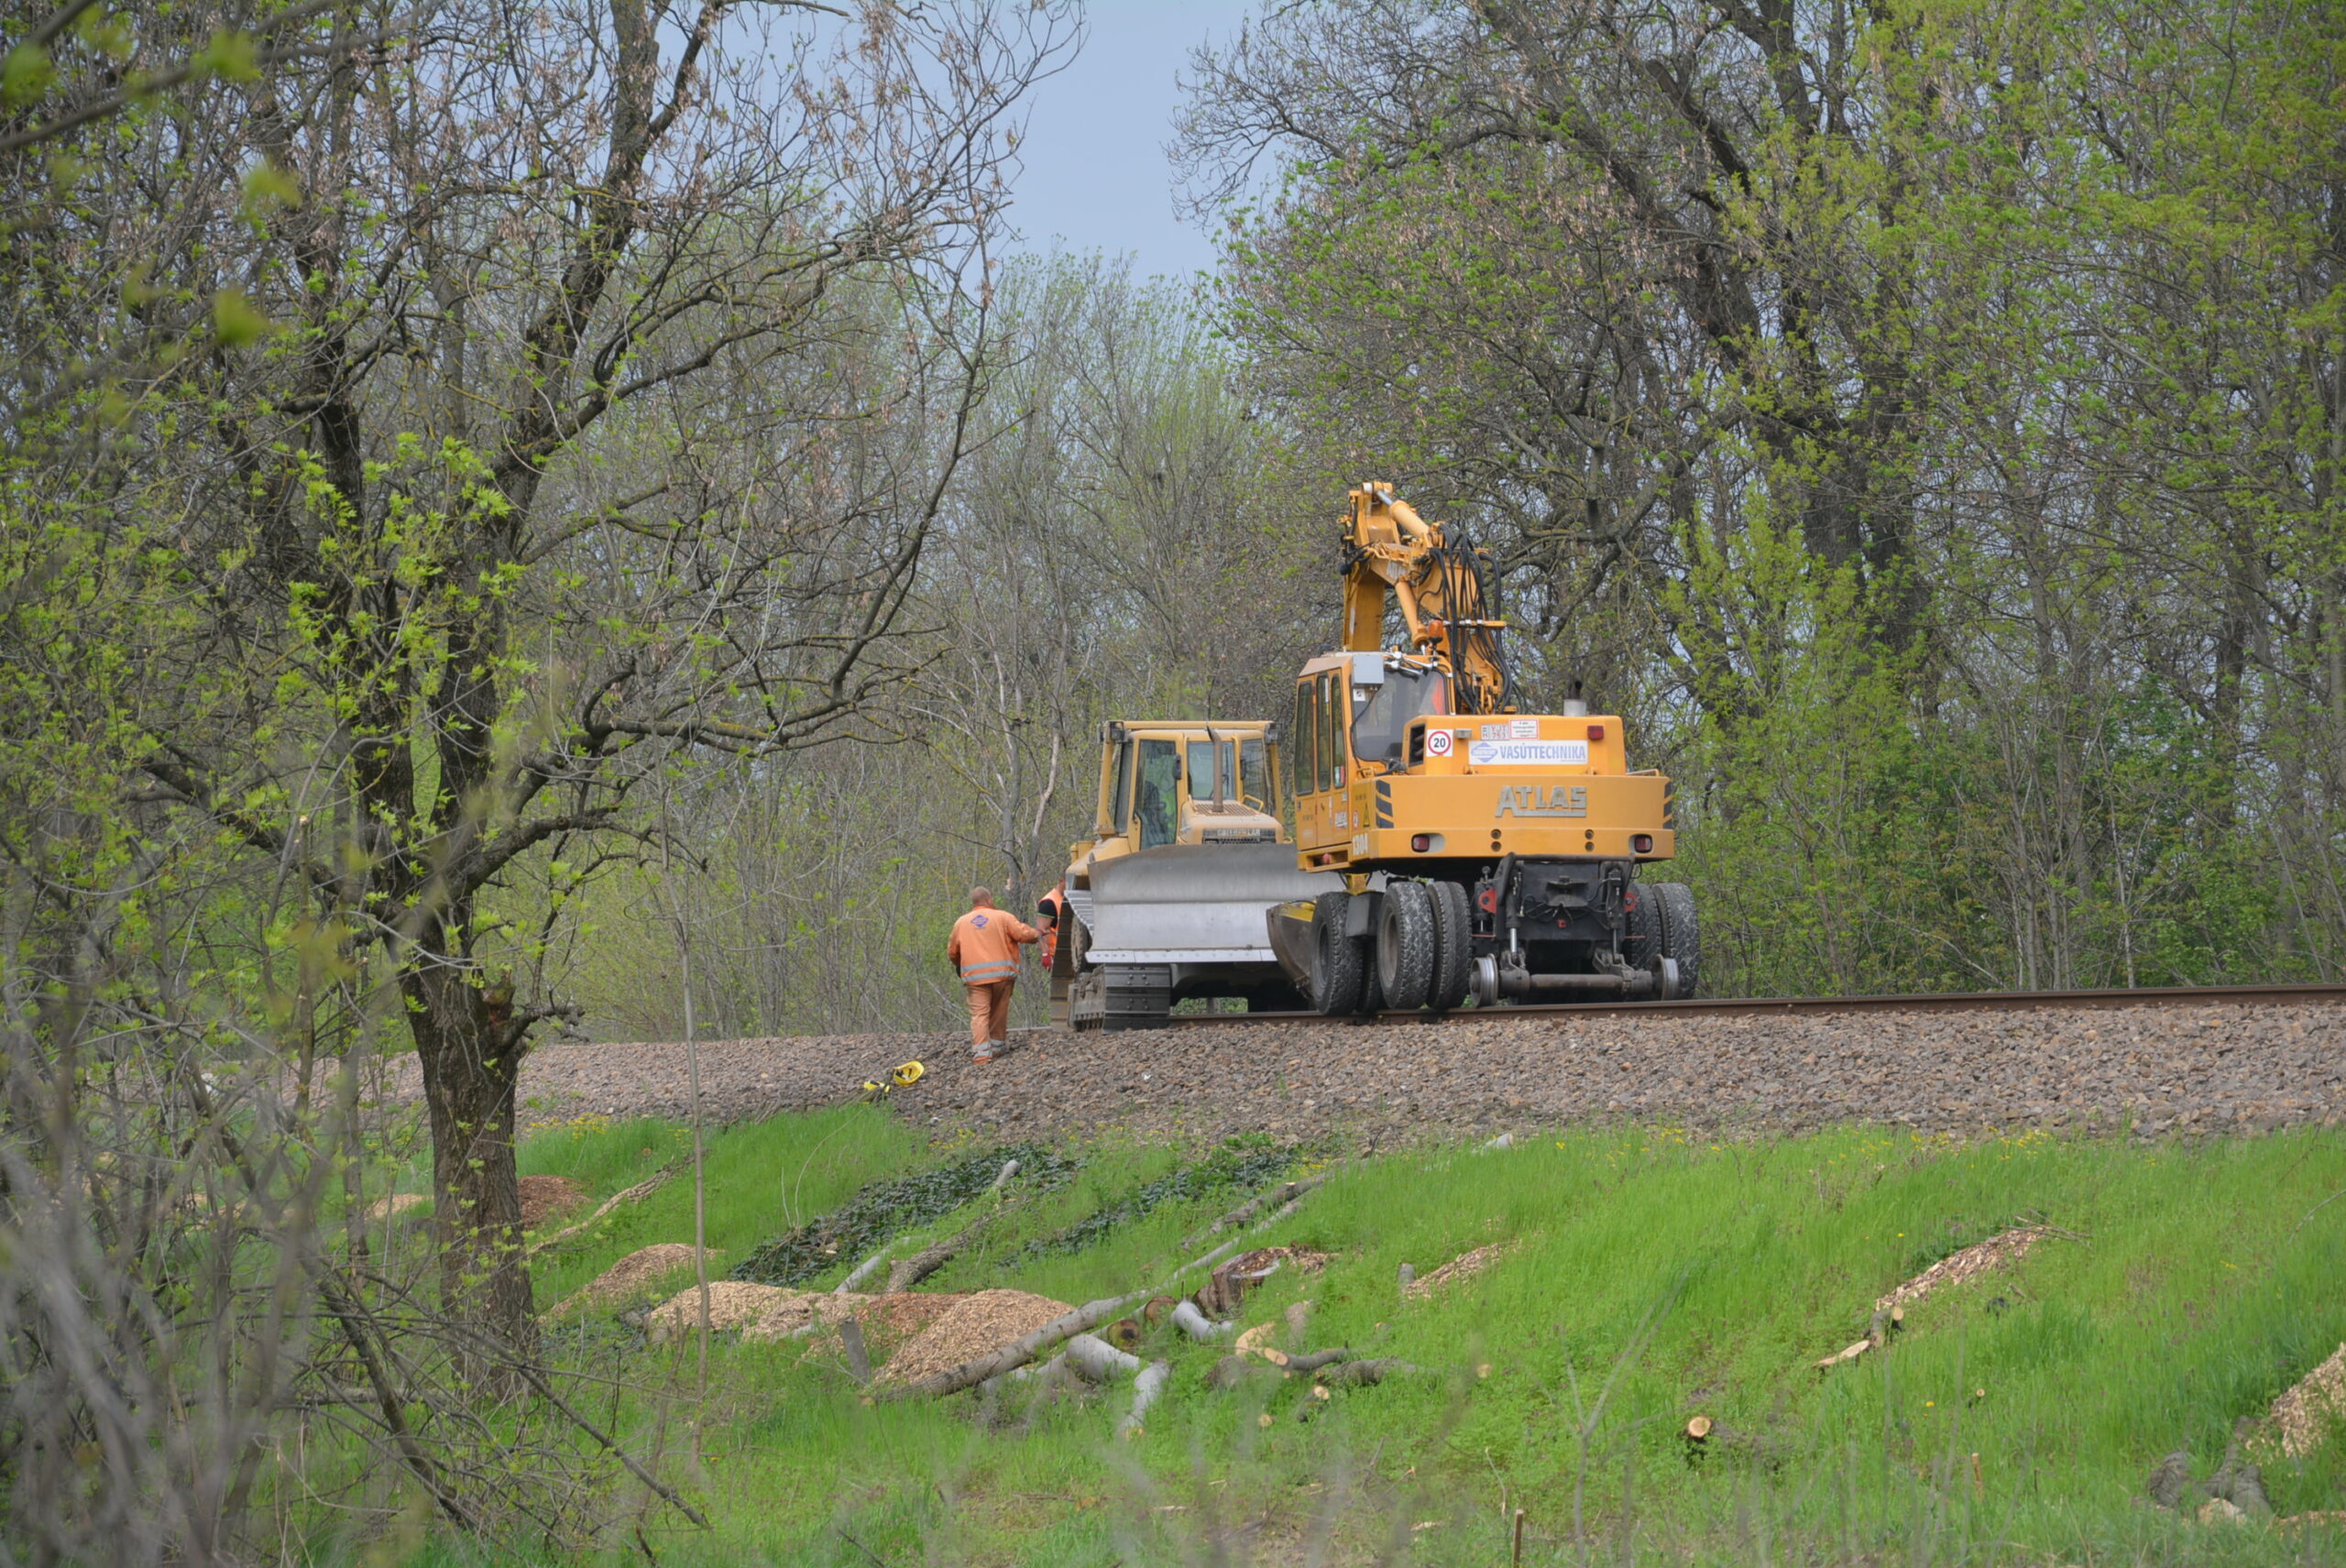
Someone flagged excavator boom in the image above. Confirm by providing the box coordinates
[1340,484,1512,715]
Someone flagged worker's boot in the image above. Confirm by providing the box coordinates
[972,1040,1000,1065]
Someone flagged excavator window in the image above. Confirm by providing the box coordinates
[1135,739,1179,850]
[1316,672,1342,791]
[1353,665,1451,769]
[1295,680,1313,788]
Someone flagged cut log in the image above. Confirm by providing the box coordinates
[1318,1357,1418,1387]
[839,1317,872,1385]
[887,1212,1310,1398]
[881,1161,1025,1293]
[886,1217,991,1293]
[1170,1300,1233,1343]
[1189,1177,1325,1244]
[1285,1347,1354,1375]
[1813,1338,1872,1372]
[836,1245,893,1295]
[524,1168,674,1259]
[1065,1332,1142,1385]
[1208,1354,1269,1391]
[1118,1360,1170,1437]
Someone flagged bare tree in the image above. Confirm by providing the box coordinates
[9,0,1072,1356]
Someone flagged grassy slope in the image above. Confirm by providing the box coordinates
[492,1115,2346,1566]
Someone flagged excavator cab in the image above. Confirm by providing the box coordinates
[1057,721,1341,1029]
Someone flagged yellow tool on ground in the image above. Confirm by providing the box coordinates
[861,1061,924,1099]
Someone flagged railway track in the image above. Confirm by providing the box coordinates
[1157,980,2346,1028]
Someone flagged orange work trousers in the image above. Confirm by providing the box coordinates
[964,979,1014,1051]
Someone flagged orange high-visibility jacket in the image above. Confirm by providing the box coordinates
[1038,886,1067,970]
[948,906,1038,984]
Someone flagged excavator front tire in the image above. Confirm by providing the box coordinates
[1428,879,1474,1011]
[1376,880,1437,1011]
[1310,892,1365,1014]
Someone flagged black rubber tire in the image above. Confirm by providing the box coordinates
[1375,880,1438,1011]
[1311,893,1365,1015]
[1355,933,1386,1015]
[1624,882,1662,970]
[1653,882,1699,998]
[1428,879,1474,1011]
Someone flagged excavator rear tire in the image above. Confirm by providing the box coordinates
[1428,879,1474,1011]
[1376,880,1437,1011]
[1652,882,1699,998]
[1310,892,1365,1015]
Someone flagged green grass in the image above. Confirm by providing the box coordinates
[396,1120,2346,1564]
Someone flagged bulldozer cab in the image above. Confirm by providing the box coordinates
[1055,718,1335,1030]
[1086,721,1283,859]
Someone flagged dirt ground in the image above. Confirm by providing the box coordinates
[382,1001,2346,1145]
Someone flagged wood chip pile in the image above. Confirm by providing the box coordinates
[518,1174,587,1226]
[1875,1225,2046,1312]
[872,1289,1071,1387]
[1405,1241,1514,1300]
[2264,1343,2346,1459]
[561,1244,718,1313]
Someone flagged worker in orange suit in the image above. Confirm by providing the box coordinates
[1036,880,1069,972]
[948,886,1039,1063]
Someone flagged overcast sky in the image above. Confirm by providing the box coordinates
[1000,1,1261,281]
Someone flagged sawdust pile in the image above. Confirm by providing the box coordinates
[519,1174,587,1226]
[2263,1343,2346,1459]
[1876,1225,2047,1312]
[873,1288,1070,1387]
[855,1292,966,1361]
[643,1282,844,1342]
[739,1290,885,1343]
[557,1244,717,1315]
[366,1192,429,1223]
[1405,1241,1515,1300]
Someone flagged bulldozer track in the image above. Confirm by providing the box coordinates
[1157,980,2346,1029]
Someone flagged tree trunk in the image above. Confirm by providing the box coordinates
[404,944,537,1375]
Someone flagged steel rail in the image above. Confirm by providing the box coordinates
[1144,980,2346,1029]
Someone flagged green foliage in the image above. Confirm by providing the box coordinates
[498,1112,2346,1565]
[730,1141,1080,1288]
[1200,0,2346,998]
[1018,1137,1296,1260]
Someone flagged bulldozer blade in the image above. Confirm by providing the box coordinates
[1082,844,1342,964]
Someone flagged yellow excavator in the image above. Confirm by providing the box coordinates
[1266,484,1697,1010]
[1055,720,1342,1029]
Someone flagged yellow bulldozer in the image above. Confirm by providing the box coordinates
[1054,720,1342,1029]
[1265,484,1697,1010]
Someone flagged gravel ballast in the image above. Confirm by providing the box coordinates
[394,1002,2346,1144]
